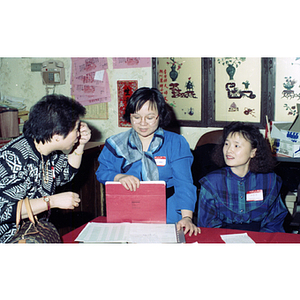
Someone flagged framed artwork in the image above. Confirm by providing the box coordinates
[274,57,300,121]
[154,57,205,127]
[153,57,275,128]
[209,57,275,128]
[215,57,261,122]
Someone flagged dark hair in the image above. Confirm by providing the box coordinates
[23,94,86,143]
[123,87,171,128]
[212,121,276,173]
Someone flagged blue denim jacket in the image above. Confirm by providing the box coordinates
[96,129,197,224]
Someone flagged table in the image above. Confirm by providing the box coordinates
[61,216,300,243]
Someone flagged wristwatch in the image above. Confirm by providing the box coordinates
[43,196,51,211]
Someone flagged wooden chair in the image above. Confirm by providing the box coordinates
[195,130,223,148]
[192,130,224,222]
[192,130,223,191]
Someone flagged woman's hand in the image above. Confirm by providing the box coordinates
[114,174,140,191]
[78,122,91,146]
[68,122,91,168]
[177,216,201,236]
[50,192,81,210]
[20,192,81,219]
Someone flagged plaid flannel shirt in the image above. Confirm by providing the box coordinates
[197,167,288,232]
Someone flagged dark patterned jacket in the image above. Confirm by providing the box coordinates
[0,135,78,243]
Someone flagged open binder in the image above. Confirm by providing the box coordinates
[75,222,185,243]
[76,180,185,243]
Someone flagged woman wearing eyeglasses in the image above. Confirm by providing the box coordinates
[96,87,200,236]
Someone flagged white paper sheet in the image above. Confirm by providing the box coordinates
[75,223,130,243]
[128,223,178,243]
[75,222,179,243]
[220,233,255,244]
[94,70,104,81]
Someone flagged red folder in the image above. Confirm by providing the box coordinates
[105,181,166,224]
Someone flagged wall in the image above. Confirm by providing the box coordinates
[0,57,212,149]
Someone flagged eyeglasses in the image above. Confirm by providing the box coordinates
[130,114,159,125]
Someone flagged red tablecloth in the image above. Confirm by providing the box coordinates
[61,216,300,243]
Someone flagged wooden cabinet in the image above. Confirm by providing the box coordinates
[50,143,105,236]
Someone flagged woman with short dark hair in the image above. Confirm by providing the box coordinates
[123,87,171,128]
[0,94,91,243]
[96,87,200,236]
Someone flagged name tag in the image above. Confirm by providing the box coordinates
[154,156,166,167]
[246,189,263,201]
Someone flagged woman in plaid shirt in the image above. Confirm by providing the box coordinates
[197,122,287,232]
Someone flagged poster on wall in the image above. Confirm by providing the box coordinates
[157,57,201,122]
[71,57,111,105]
[84,102,108,120]
[215,57,261,123]
[117,80,138,127]
[274,57,300,121]
[113,58,151,69]
[71,57,110,119]
[71,70,111,106]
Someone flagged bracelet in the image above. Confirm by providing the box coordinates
[182,216,192,220]
[74,150,84,155]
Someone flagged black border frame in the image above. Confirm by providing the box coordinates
[153,57,275,129]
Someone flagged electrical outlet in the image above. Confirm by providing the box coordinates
[31,63,42,72]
